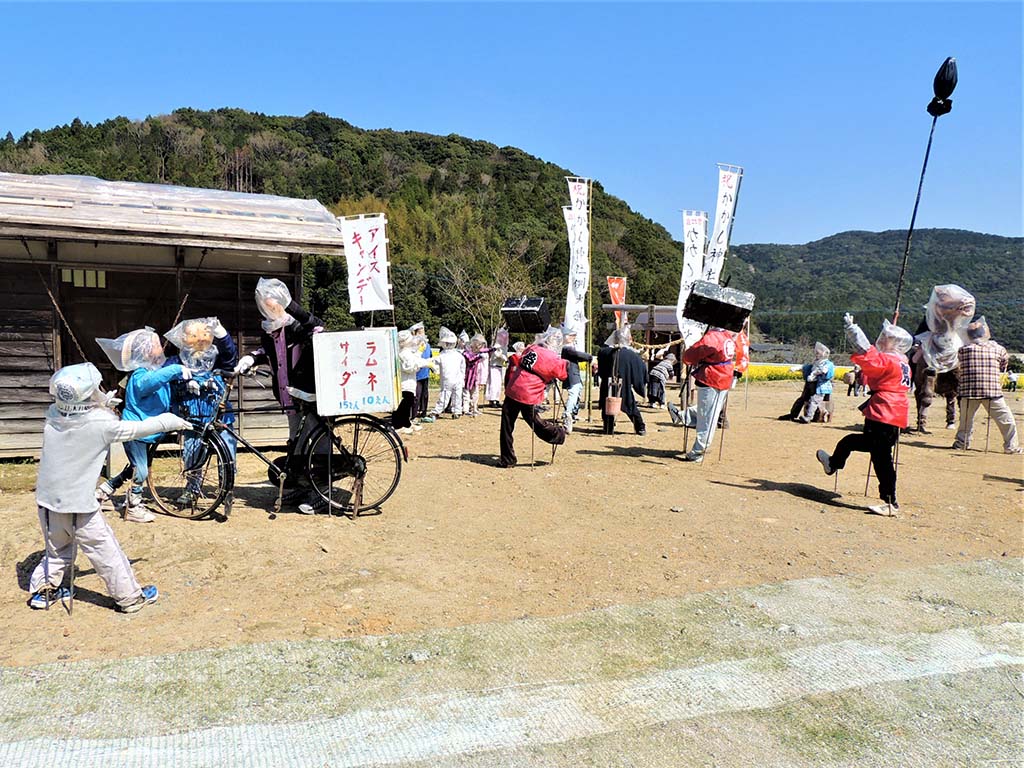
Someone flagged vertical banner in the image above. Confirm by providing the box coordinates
[313,328,400,416]
[702,164,743,283]
[341,213,392,312]
[563,177,591,336]
[676,210,709,345]
[606,276,627,326]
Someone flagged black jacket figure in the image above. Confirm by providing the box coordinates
[597,326,647,435]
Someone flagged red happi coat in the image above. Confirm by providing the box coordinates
[683,329,736,390]
[505,345,569,405]
[852,346,911,428]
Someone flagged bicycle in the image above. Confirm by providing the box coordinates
[146,369,407,520]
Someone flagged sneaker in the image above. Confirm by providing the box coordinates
[452,414,461,419]
[815,449,835,476]
[421,416,436,424]
[398,427,414,435]
[667,403,683,426]
[297,494,329,514]
[124,505,156,524]
[564,419,573,435]
[675,452,703,463]
[1005,446,1024,455]
[867,503,899,517]
[945,422,955,430]
[636,429,647,436]
[28,586,71,610]
[412,423,423,432]
[951,442,966,450]
[918,426,932,435]
[118,585,158,613]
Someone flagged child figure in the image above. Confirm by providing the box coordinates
[462,333,487,417]
[797,342,835,423]
[96,328,194,522]
[28,363,191,612]
[815,315,913,517]
[430,327,466,419]
[486,328,509,407]
[394,329,436,434]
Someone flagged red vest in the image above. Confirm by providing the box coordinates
[683,329,736,390]
[505,345,569,405]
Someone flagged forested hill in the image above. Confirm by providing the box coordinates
[1,109,1020,348]
[729,230,1023,351]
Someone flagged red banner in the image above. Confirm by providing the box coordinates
[606,276,627,325]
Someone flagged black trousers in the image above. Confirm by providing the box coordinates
[392,391,415,429]
[415,379,429,417]
[499,398,566,467]
[829,418,900,504]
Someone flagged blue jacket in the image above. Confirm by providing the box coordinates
[813,360,835,396]
[122,365,188,443]
[416,343,433,381]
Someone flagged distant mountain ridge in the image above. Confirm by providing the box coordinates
[2,109,1020,348]
[727,229,1023,350]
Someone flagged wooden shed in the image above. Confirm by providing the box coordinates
[0,172,346,457]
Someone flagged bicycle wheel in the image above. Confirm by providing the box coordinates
[148,429,233,519]
[305,416,402,513]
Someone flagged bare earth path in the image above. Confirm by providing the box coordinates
[0,382,1020,765]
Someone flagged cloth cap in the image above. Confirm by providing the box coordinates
[49,363,103,414]
[96,328,164,372]
[875,320,913,355]
[663,353,677,363]
[438,326,457,347]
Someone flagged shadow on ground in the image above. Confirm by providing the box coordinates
[711,478,867,511]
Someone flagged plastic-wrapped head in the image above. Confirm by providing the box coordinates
[165,317,219,372]
[966,316,990,342]
[409,321,425,335]
[512,341,525,354]
[919,330,960,372]
[925,284,975,336]
[255,277,295,333]
[397,329,418,350]
[438,326,457,349]
[539,325,563,351]
[560,324,580,347]
[494,328,509,350]
[470,333,486,352]
[49,362,105,415]
[875,320,913,355]
[96,327,165,372]
[456,330,469,350]
[604,324,633,348]
[814,342,830,360]
[664,353,677,364]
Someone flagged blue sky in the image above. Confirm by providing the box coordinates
[1,2,1020,245]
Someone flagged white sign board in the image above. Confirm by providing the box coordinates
[341,213,393,312]
[313,329,400,417]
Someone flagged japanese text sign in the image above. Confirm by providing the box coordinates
[341,213,393,312]
[313,328,400,416]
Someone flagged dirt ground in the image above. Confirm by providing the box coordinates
[1,381,1021,668]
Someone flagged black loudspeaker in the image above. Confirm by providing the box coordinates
[501,296,550,334]
[682,281,755,332]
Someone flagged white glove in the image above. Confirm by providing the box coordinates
[187,379,201,395]
[180,367,193,381]
[234,355,255,375]
[167,415,194,433]
[843,313,854,328]
[211,318,228,339]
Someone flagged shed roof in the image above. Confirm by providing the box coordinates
[0,172,346,255]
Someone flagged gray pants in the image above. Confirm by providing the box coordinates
[954,397,1019,451]
[29,507,143,608]
[680,385,729,455]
